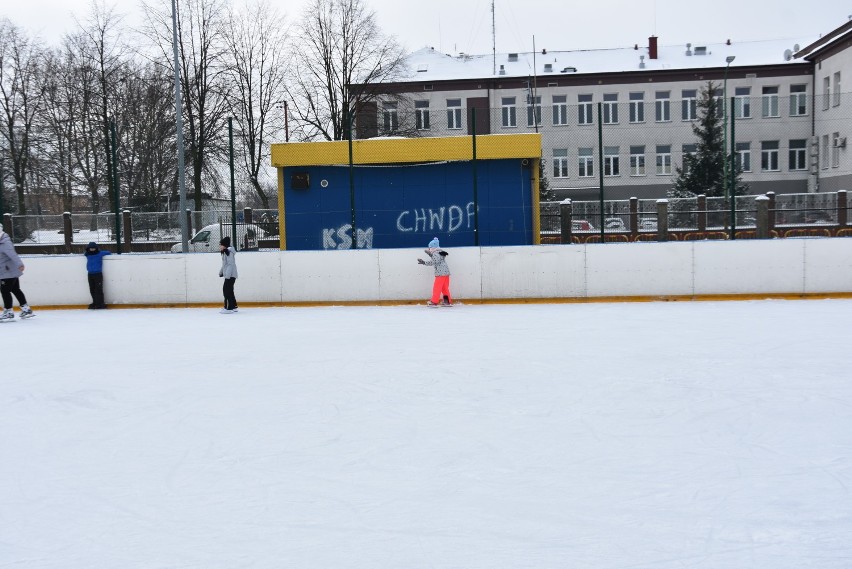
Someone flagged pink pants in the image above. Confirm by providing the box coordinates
[431,276,452,304]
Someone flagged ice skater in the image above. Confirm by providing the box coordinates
[84,241,111,309]
[219,236,238,313]
[417,237,452,307]
[0,223,34,321]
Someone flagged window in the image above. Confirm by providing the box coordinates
[415,100,430,130]
[552,95,568,126]
[682,144,697,174]
[578,94,593,125]
[712,87,723,117]
[526,95,542,127]
[656,145,672,175]
[788,139,807,170]
[501,97,517,127]
[446,99,462,129]
[834,72,842,107]
[734,87,751,119]
[833,132,841,167]
[681,89,697,121]
[761,141,779,171]
[762,86,779,117]
[603,93,618,124]
[578,148,594,177]
[735,142,751,172]
[629,92,645,123]
[604,146,620,176]
[655,91,671,122]
[552,148,569,178]
[382,101,398,133]
[789,85,807,116]
[821,134,830,169]
[823,77,831,110]
[630,145,645,176]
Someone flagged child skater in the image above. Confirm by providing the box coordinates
[417,237,452,307]
[218,236,238,313]
[84,242,111,309]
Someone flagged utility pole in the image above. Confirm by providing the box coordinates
[172,0,188,252]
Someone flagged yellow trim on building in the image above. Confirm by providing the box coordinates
[270,133,542,167]
[277,168,286,250]
[531,158,541,245]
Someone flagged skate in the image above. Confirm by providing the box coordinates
[19,305,35,319]
[426,301,439,308]
[0,309,14,322]
[220,308,236,314]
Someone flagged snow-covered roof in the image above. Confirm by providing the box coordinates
[794,22,852,60]
[396,37,815,83]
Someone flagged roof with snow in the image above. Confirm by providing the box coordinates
[395,37,815,83]
[794,20,852,60]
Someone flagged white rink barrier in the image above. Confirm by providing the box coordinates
[17,238,852,307]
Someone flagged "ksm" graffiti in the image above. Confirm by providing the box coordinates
[322,224,375,250]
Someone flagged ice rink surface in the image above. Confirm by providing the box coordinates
[2,300,851,568]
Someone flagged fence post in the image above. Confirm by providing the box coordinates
[243,207,253,225]
[697,194,707,232]
[656,199,669,242]
[185,209,193,238]
[63,212,73,252]
[756,195,770,239]
[559,198,573,244]
[123,210,132,249]
[766,191,776,229]
[629,197,638,237]
[3,213,11,238]
[838,190,848,226]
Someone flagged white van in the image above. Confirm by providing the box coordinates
[170,223,269,253]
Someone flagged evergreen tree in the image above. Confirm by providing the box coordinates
[671,81,747,198]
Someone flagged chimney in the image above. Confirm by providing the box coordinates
[649,35,658,60]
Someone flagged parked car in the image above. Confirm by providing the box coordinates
[170,223,269,253]
[572,220,595,231]
[604,217,627,231]
[639,218,658,231]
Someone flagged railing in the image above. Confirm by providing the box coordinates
[3,208,280,253]
[541,190,850,243]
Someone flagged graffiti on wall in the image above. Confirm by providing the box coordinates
[397,202,476,234]
[322,224,375,250]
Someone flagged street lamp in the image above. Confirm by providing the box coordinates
[722,55,735,231]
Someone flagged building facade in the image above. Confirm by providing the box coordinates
[357,19,852,201]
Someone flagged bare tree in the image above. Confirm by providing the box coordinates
[223,0,288,209]
[40,45,83,212]
[142,0,231,214]
[0,19,47,217]
[75,2,129,213]
[287,0,406,141]
[114,63,177,211]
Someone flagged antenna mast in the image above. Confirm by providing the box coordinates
[491,0,496,75]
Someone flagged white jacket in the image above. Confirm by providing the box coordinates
[219,247,238,279]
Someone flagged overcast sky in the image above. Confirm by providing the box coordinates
[3,0,850,54]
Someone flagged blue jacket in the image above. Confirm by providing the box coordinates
[85,245,111,273]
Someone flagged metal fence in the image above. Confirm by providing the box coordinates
[3,209,279,249]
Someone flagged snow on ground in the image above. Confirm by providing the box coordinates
[2,300,851,568]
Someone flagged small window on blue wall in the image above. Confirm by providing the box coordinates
[291,172,310,189]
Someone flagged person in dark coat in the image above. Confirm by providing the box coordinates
[84,242,111,309]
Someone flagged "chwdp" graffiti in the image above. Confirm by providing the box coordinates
[397,202,476,233]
